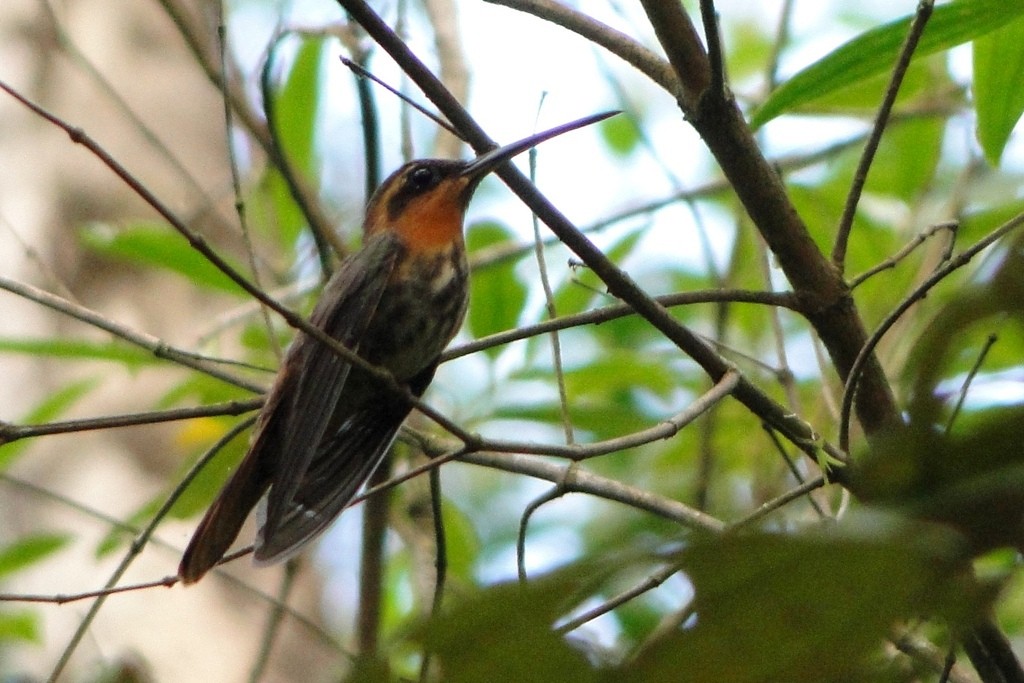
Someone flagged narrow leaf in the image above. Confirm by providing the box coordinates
[622,523,980,683]
[466,221,528,354]
[0,337,153,366]
[973,16,1024,165]
[552,228,643,317]
[753,0,1024,127]
[0,378,98,470]
[80,222,248,296]
[0,611,40,643]
[0,533,71,578]
[271,35,325,183]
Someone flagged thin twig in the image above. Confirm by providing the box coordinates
[831,0,935,272]
[840,209,1024,451]
[518,99,583,576]
[443,288,799,362]
[462,451,725,533]
[479,368,740,461]
[529,112,575,446]
[0,399,262,443]
[727,477,827,530]
[260,34,344,271]
[0,78,474,447]
[517,484,562,583]
[945,333,998,434]
[757,235,802,410]
[698,0,724,98]
[356,457,391,656]
[557,561,679,634]
[340,57,460,139]
[345,51,384,200]
[0,275,262,393]
[762,427,828,517]
[484,0,682,99]
[249,560,298,683]
[849,221,958,289]
[418,464,447,683]
[421,0,471,159]
[1,578,177,604]
[218,10,282,362]
[765,0,795,91]
[46,418,253,682]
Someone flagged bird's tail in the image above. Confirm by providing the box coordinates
[178,452,270,584]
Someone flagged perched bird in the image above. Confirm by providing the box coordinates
[179,111,614,583]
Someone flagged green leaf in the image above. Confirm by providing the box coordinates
[516,349,680,400]
[412,561,612,683]
[857,407,1024,556]
[862,115,943,200]
[599,113,642,157]
[973,16,1024,165]
[97,417,249,556]
[466,221,528,355]
[620,523,981,683]
[0,378,98,470]
[0,533,71,579]
[271,35,325,185]
[0,610,40,643]
[0,337,154,367]
[263,35,327,252]
[80,222,248,296]
[493,396,647,442]
[552,228,643,317]
[753,0,1024,127]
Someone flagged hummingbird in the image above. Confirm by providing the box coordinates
[178,111,615,583]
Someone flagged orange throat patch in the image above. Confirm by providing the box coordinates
[391,178,469,250]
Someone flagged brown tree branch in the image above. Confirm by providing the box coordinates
[484,0,682,98]
[0,400,262,444]
[637,1,901,438]
[832,0,935,271]
[335,0,845,479]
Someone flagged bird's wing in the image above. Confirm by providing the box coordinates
[178,233,402,583]
[254,361,438,565]
[259,232,401,538]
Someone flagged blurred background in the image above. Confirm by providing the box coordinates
[2,0,1023,681]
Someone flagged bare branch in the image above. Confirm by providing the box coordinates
[849,221,957,289]
[485,0,682,98]
[46,418,253,682]
[840,209,1024,450]
[0,400,262,444]
[0,78,474,447]
[0,274,262,393]
[832,0,936,271]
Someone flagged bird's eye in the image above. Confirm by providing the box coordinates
[407,165,437,191]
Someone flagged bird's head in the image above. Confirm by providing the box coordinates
[362,111,618,250]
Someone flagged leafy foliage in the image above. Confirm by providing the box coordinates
[4,1,1024,682]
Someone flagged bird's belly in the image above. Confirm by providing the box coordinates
[363,243,469,380]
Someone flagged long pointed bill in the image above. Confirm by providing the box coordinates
[460,110,619,183]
